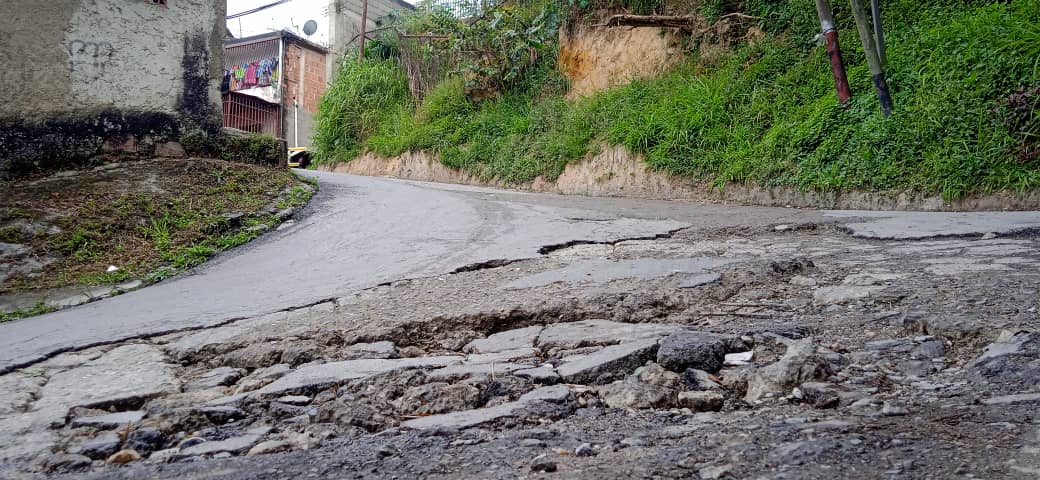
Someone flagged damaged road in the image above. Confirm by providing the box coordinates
[3,174,1040,479]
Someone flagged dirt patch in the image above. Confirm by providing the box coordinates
[323,146,1040,211]
[559,24,685,98]
[0,159,313,315]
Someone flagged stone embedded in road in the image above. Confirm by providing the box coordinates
[125,427,165,454]
[465,347,540,365]
[518,385,572,404]
[401,386,574,430]
[598,380,675,409]
[38,453,92,474]
[745,338,826,403]
[677,390,724,411]
[196,405,247,424]
[184,367,246,391]
[797,382,840,409]
[251,356,463,398]
[344,341,399,359]
[813,286,884,306]
[401,401,525,430]
[426,362,532,381]
[69,410,145,429]
[247,440,293,456]
[391,383,483,415]
[656,332,738,373]
[969,330,1040,393]
[276,395,312,406]
[465,326,544,353]
[538,320,679,350]
[34,344,179,423]
[176,433,265,458]
[514,366,560,384]
[73,431,122,460]
[106,449,142,464]
[556,338,661,384]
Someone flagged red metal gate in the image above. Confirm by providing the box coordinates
[222,92,281,137]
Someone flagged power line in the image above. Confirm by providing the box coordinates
[227,0,294,20]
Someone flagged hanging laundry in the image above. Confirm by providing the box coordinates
[225,57,280,92]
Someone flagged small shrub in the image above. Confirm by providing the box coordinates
[313,59,410,164]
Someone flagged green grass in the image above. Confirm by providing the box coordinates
[2,161,317,297]
[316,0,1040,200]
[149,173,317,282]
[0,301,58,324]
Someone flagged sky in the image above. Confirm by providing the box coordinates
[227,0,332,46]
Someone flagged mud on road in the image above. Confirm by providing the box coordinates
[2,223,1039,479]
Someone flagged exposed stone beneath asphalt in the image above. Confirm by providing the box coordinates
[69,411,146,429]
[556,338,661,384]
[656,331,740,373]
[251,356,464,398]
[536,320,679,350]
[34,344,179,424]
[401,386,573,430]
[745,338,827,402]
[4,228,1040,479]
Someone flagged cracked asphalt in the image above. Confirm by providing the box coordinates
[0,172,808,373]
[5,172,1040,479]
[1,171,1039,376]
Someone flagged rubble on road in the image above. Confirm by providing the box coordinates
[2,231,1040,479]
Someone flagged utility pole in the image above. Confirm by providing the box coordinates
[815,0,852,106]
[358,0,369,64]
[849,0,892,116]
[870,0,887,67]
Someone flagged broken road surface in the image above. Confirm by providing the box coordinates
[4,173,1040,479]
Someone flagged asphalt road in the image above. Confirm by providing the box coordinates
[3,171,1040,373]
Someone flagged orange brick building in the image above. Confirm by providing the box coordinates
[222,31,328,148]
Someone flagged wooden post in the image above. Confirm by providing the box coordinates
[849,0,892,116]
[358,0,369,64]
[815,0,852,106]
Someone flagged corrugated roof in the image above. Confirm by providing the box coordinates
[225,37,280,67]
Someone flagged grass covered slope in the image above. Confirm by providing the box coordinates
[316,0,1040,199]
[0,159,315,302]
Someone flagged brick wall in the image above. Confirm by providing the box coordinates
[282,41,327,147]
[283,43,327,114]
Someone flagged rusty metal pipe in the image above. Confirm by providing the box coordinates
[815,0,852,106]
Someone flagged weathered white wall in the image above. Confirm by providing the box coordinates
[0,0,225,120]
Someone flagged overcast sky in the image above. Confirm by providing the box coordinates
[227,0,332,46]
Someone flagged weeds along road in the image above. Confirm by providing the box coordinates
[0,171,819,373]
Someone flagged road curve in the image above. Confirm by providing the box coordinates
[6,171,1039,373]
[0,172,817,372]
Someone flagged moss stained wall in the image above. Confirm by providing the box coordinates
[0,0,226,178]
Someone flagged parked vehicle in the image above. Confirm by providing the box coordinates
[287,147,312,169]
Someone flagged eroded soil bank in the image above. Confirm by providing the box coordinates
[2,219,1039,479]
[322,148,1040,211]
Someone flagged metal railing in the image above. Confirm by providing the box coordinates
[222,93,281,137]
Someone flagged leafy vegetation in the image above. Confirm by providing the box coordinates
[315,0,1040,199]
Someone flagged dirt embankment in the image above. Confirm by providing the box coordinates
[322,147,1040,211]
[559,23,685,98]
